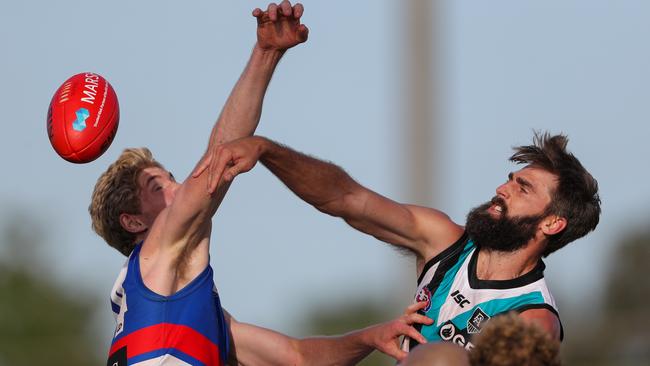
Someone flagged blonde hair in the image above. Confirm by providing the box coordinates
[469,312,561,366]
[89,148,162,256]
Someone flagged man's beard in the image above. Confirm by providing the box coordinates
[465,197,545,253]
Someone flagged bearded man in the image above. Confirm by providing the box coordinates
[193,132,601,351]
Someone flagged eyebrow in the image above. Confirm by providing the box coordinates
[146,175,159,190]
[514,174,535,192]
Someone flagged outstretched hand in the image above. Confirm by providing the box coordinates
[368,301,433,362]
[192,136,265,193]
[253,1,309,51]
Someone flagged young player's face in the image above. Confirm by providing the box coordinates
[137,166,180,226]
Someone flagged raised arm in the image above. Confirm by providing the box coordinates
[226,302,432,366]
[166,1,307,239]
[199,136,464,262]
[139,3,308,294]
[197,1,309,185]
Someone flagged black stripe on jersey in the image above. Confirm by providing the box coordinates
[409,232,470,350]
[515,303,564,342]
[467,244,546,290]
[416,232,469,285]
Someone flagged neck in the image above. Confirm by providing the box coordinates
[476,242,542,281]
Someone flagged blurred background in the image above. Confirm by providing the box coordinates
[1,0,649,365]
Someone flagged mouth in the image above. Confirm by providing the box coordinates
[488,197,506,215]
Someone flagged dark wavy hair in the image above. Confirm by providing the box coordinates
[511,132,600,256]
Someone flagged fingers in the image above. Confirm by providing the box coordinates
[293,3,304,19]
[223,161,248,182]
[404,324,428,345]
[279,0,292,16]
[405,300,429,315]
[396,312,429,344]
[406,313,434,326]
[267,3,279,21]
[382,345,409,362]
[297,24,309,43]
[257,2,302,22]
[192,155,211,178]
[207,147,233,193]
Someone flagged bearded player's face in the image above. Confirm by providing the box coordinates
[466,166,558,252]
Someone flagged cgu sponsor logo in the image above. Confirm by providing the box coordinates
[438,321,475,351]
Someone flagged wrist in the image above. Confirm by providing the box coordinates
[353,324,377,349]
[255,136,272,158]
[251,43,286,64]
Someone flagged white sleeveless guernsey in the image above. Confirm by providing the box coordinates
[403,232,562,352]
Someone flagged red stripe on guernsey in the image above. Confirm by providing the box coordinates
[109,323,222,366]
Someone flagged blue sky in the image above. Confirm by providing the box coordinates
[1,0,649,351]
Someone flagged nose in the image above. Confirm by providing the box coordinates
[496,181,510,199]
[165,182,180,204]
[170,182,180,196]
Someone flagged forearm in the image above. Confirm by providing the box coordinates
[258,138,360,215]
[230,321,374,366]
[228,301,432,366]
[293,328,375,366]
[209,45,285,145]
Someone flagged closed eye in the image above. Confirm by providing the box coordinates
[515,177,534,193]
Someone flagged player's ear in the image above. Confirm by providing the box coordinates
[119,213,146,234]
[541,215,567,236]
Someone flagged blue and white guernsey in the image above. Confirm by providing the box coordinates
[107,243,230,365]
[404,232,562,351]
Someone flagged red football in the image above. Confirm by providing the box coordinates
[47,72,119,163]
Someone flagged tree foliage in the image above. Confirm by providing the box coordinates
[0,213,102,365]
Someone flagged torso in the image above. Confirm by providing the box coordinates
[107,243,229,365]
[404,232,562,352]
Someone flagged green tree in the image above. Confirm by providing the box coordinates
[600,230,650,364]
[562,228,650,366]
[0,212,102,365]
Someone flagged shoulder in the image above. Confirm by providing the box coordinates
[519,308,562,340]
[406,205,465,262]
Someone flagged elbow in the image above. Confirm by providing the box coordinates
[315,187,367,220]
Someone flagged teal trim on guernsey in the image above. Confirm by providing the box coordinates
[420,240,475,341]
[450,291,545,331]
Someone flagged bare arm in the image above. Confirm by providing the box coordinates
[162,2,308,251]
[201,136,464,262]
[197,2,308,184]
[140,2,308,293]
[226,302,432,366]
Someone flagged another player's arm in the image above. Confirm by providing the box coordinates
[155,2,308,258]
[518,309,562,341]
[195,1,308,188]
[225,302,432,366]
[206,136,464,261]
